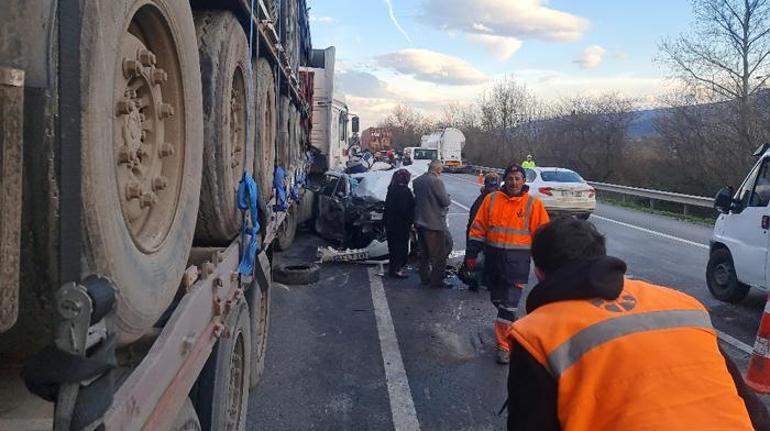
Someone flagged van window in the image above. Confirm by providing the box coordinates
[749,159,770,207]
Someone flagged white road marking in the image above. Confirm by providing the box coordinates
[451,200,471,211]
[367,267,421,431]
[591,215,709,250]
[717,331,754,355]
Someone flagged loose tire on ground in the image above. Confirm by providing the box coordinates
[80,1,203,344]
[273,263,320,285]
[195,300,251,431]
[276,207,297,251]
[246,270,271,389]
[171,398,201,431]
[193,11,254,244]
[255,57,276,201]
[706,248,750,303]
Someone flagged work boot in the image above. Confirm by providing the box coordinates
[496,348,510,365]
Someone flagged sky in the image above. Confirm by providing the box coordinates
[307,0,695,129]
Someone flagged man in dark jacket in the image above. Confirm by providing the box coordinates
[413,160,452,288]
[506,217,770,430]
[466,172,500,238]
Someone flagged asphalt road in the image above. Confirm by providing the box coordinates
[248,172,770,430]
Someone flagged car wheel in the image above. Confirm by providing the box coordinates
[706,248,750,303]
[578,213,591,220]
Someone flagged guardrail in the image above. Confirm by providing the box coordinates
[466,165,714,216]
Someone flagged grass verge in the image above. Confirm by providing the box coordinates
[598,195,715,226]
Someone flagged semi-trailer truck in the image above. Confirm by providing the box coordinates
[0,1,313,429]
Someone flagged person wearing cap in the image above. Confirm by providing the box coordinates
[505,217,769,430]
[460,172,501,292]
[466,172,501,240]
[465,164,549,364]
[521,154,536,168]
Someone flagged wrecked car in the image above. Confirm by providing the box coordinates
[311,164,426,251]
[313,171,388,249]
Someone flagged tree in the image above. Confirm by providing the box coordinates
[378,104,433,150]
[660,0,770,148]
[543,93,635,181]
[476,76,539,162]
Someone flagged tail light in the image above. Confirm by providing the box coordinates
[538,187,553,196]
[588,188,595,198]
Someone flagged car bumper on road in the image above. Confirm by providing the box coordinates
[546,208,594,218]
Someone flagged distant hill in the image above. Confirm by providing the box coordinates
[627,108,669,139]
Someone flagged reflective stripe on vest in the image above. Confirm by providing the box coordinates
[484,191,533,249]
[547,309,713,377]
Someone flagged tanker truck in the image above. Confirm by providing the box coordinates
[0,0,313,429]
[420,127,466,173]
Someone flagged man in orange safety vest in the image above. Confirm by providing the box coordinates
[505,217,770,430]
[465,163,549,364]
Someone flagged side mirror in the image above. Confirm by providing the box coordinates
[352,117,360,133]
[714,186,734,214]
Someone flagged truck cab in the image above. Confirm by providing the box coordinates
[403,146,438,170]
[707,144,770,302]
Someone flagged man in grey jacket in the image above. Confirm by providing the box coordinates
[413,160,452,288]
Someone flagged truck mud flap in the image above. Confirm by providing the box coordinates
[0,67,24,333]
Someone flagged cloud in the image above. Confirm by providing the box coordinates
[383,0,412,43]
[375,49,488,85]
[574,45,606,69]
[309,15,338,24]
[337,71,394,99]
[466,34,523,61]
[420,0,589,42]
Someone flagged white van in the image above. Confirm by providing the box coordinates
[707,144,770,302]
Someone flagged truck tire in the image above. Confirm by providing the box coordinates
[193,11,254,245]
[171,398,201,431]
[277,95,291,169]
[80,0,203,344]
[247,272,271,389]
[195,300,251,431]
[276,206,297,251]
[255,58,276,201]
[706,248,750,303]
[274,263,320,285]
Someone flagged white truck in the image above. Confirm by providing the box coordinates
[302,47,357,173]
[419,127,466,172]
[708,143,770,302]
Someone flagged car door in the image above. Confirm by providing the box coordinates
[720,157,770,287]
[314,174,347,243]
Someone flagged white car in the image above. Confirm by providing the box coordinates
[525,167,596,219]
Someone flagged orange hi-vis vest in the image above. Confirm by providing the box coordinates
[467,191,548,250]
[509,279,753,430]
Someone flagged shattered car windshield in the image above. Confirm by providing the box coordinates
[321,174,341,196]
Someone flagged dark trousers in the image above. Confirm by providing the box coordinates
[386,228,410,273]
[417,228,448,287]
[490,283,523,351]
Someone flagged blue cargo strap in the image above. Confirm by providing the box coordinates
[237,171,260,275]
[235,0,260,276]
[273,166,289,211]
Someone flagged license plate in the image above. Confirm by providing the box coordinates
[370,212,383,221]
